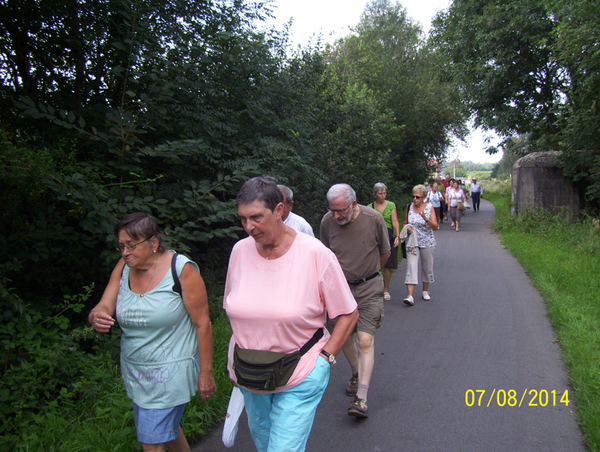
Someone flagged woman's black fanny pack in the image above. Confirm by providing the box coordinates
[233,328,324,391]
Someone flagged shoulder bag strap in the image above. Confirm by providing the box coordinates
[171,253,182,297]
[299,328,324,355]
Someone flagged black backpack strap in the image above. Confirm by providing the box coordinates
[299,328,325,355]
[171,253,182,297]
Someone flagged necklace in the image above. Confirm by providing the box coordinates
[263,226,287,260]
[138,258,158,297]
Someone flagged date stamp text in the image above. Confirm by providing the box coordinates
[465,389,569,407]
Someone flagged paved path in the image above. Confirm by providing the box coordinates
[193,199,585,451]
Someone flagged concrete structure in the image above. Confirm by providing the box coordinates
[511,151,581,220]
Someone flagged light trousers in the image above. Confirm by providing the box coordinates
[404,246,435,286]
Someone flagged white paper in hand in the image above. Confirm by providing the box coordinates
[222,386,245,448]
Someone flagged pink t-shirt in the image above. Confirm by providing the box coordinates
[224,232,357,393]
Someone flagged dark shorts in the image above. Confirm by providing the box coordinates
[385,228,398,270]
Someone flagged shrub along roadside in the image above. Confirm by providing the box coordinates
[487,187,600,451]
[1,293,232,452]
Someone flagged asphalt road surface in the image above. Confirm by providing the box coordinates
[193,199,586,451]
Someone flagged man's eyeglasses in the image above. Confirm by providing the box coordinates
[412,195,423,199]
[329,204,351,215]
[116,237,151,252]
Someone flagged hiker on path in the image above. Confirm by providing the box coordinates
[368,182,400,302]
[224,177,358,452]
[470,178,483,212]
[426,183,444,229]
[437,177,446,224]
[401,185,438,306]
[90,212,216,452]
[441,175,452,221]
[278,184,315,237]
[321,183,390,418]
[447,180,467,232]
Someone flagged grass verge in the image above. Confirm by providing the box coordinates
[486,183,600,451]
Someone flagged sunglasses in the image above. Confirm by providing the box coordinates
[412,195,423,199]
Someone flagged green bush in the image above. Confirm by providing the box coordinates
[481,179,511,195]
[469,170,492,181]
[0,276,232,451]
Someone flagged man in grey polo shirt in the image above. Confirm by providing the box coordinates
[320,183,390,418]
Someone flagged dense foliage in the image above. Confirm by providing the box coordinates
[431,0,600,213]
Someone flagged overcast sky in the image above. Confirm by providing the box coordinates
[262,0,502,164]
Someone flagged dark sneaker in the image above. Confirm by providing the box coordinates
[348,397,368,418]
[345,372,359,396]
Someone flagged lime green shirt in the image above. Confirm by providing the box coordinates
[368,201,397,230]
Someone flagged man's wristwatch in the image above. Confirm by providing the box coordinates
[321,350,335,364]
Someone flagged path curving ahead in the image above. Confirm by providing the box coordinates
[193,199,585,451]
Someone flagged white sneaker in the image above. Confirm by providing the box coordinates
[403,295,414,306]
[422,291,431,300]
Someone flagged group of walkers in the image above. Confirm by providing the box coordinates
[87,174,481,452]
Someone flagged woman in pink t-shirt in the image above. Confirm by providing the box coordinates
[224,177,358,452]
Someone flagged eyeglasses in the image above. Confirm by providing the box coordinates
[116,237,151,252]
[412,195,423,199]
[329,204,351,215]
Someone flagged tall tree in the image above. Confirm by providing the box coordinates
[0,0,274,304]
[547,0,600,208]
[432,0,600,212]
[431,0,564,142]
[327,0,468,187]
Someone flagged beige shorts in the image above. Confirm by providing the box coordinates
[328,274,384,336]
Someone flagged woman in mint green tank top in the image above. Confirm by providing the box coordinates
[89,213,216,451]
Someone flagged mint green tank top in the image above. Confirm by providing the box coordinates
[116,253,200,409]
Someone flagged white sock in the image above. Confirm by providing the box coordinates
[357,384,369,401]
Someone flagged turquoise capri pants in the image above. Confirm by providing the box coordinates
[239,355,330,452]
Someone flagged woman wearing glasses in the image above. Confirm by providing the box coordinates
[225,177,358,451]
[400,185,438,306]
[88,212,216,452]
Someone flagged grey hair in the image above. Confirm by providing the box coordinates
[372,182,387,196]
[277,185,294,204]
[236,176,283,212]
[412,184,428,197]
[327,183,356,204]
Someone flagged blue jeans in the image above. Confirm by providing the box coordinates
[240,356,330,452]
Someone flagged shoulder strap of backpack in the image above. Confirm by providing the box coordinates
[171,253,182,297]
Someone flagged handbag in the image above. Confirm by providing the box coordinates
[457,202,466,211]
[233,328,324,391]
[222,386,244,448]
